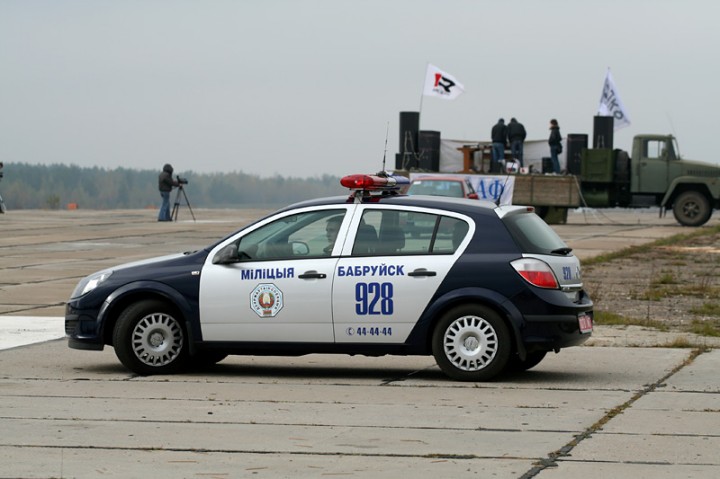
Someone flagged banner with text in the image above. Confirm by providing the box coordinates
[598,69,631,130]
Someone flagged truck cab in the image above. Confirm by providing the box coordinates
[635,134,720,227]
[581,133,720,226]
[632,134,680,195]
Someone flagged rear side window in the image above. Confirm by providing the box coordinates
[353,209,469,256]
[502,212,568,254]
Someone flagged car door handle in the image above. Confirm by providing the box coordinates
[299,271,327,279]
[408,269,437,277]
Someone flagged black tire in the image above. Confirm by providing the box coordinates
[431,304,511,381]
[673,190,711,227]
[504,351,547,373]
[191,351,228,368]
[113,300,189,375]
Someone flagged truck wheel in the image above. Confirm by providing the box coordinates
[113,300,189,375]
[673,191,711,227]
[432,304,511,381]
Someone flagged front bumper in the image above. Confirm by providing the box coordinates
[65,303,105,350]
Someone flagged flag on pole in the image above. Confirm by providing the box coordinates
[423,64,464,100]
[598,69,631,130]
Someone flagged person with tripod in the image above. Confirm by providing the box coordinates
[158,163,178,221]
[0,161,5,213]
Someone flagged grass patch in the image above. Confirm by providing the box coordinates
[635,284,720,301]
[690,302,720,317]
[652,273,677,285]
[688,319,720,337]
[582,224,720,267]
[584,224,720,338]
[662,337,695,348]
[593,310,668,331]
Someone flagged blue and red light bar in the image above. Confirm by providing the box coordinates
[340,174,410,191]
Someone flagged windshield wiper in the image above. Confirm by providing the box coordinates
[551,247,573,255]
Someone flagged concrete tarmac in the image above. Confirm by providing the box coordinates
[1,207,719,478]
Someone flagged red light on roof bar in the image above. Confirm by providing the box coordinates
[340,174,409,190]
[340,175,376,189]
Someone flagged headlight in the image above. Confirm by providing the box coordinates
[71,271,113,299]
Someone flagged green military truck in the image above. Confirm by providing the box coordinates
[581,134,720,226]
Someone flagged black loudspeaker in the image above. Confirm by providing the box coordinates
[418,130,441,171]
[566,133,588,175]
[593,116,614,149]
[542,157,553,173]
[397,111,420,169]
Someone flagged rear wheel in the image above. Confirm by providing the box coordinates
[113,300,188,375]
[432,304,511,381]
[673,190,711,227]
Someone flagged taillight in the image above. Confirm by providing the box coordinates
[511,258,559,289]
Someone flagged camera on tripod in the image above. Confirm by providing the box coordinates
[171,174,195,222]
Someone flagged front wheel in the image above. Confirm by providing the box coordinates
[432,304,511,381]
[113,300,188,375]
[673,190,711,227]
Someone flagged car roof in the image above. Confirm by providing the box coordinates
[281,193,499,216]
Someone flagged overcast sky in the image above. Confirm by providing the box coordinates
[1,0,718,178]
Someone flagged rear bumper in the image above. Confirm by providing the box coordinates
[522,311,593,352]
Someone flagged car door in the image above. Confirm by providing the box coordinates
[199,206,354,343]
[332,205,472,344]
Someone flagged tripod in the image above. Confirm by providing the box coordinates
[170,185,196,222]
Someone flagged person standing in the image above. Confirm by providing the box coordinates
[158,163,178,221]
[507,118,527,166]
[490,118,507,173]
[548,119,563,173]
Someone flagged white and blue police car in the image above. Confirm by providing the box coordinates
[66,173,593,381]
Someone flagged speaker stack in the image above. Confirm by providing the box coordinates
[593,116,614,149]
[418,130,441,171]
[566,134,588,175]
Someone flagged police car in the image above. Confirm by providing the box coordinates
[66,173,593,381]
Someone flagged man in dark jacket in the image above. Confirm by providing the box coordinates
[548,119,563,173]
[490,119,507,173]
[507,118,527,166]
[158,163,178,221]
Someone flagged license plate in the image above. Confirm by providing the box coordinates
[578,313,593,334]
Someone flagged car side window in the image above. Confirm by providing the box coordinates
[353,209,469,256]
[219,209,346,262]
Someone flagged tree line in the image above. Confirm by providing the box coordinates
[0,163,345,210]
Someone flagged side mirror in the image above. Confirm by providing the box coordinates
[468,193,479,200]
[212,244,240,264]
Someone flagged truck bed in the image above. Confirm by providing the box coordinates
[511,174,581,207]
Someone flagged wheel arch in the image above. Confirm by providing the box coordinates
[99,281,198,348]
[412,287,526,359]
[661,180,713,209]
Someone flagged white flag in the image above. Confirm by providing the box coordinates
[598,69,631,130]
[423,64,464,100]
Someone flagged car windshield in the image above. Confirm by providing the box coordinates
[408,180,464,198]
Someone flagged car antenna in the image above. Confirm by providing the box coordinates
[495,168,512,207]
[665,111,681,158]
[378,121,390,176]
